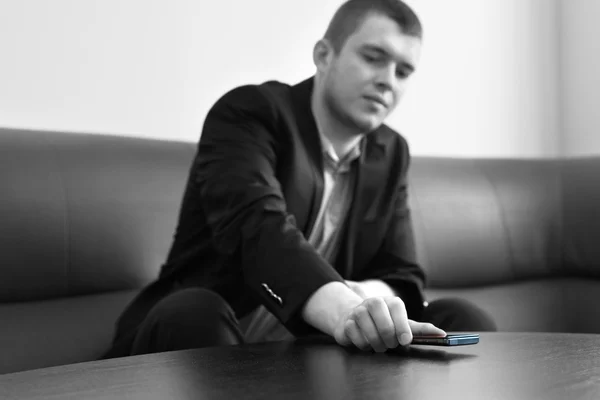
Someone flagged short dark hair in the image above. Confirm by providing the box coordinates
[323,0,422,53]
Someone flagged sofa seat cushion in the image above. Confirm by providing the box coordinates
[425,277,600,333]
[0,290,138,375]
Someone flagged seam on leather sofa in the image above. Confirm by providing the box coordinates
[46,133,72,296]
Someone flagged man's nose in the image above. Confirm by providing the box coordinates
[374,65,396,92]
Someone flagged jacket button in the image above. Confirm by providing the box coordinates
[261,283,283,306]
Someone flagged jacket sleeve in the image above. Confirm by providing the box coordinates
[356,136,427,320]
[193,85,344,335]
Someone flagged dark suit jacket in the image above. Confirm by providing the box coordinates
[103,76,426,358]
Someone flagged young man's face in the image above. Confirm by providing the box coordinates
[321,12,422,133]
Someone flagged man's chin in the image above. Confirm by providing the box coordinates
[353,116,384,134]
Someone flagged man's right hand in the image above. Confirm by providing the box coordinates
[332,296,445,352]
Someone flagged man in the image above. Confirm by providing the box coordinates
[103,0,495,359]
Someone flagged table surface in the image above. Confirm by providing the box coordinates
[2,332,600,400]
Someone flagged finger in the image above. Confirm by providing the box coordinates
[344,319,371,351]
[353,304,387,352]
[408,320,447,337]
[384,297,412,346]
[364,298,398,349]
[335,324,352,347]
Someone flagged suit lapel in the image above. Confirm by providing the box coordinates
[338,134,387,278]
[289,77,324,235]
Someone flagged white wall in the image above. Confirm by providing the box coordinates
[0,0,563,158]
[401,0,560,158]
[560,0,600,157]
[0,0,339,143]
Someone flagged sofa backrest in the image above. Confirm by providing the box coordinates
[2,128,598,303]
[0,128,195,302]
[562,158,600,276]
[407,157,565,288]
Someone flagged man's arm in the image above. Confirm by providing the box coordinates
[346,279,397,299]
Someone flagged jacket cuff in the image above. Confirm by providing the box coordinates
[248,264,346,337]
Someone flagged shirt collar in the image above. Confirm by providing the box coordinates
[318,131,362,173]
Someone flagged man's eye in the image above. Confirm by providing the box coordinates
[396,69,410,79]
[364,54,380,63]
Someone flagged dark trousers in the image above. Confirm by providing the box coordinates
[129,288,497,356]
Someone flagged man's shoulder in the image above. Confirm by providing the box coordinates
[216,79,294,109]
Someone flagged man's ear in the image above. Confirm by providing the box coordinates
[313,39,334,72]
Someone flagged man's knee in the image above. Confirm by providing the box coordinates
[132,288,242,354]
[424,297,498,332]
[148,287,234,327]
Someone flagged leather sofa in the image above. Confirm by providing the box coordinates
[1,127,599,375]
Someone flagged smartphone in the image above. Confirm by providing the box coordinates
[411,333,479,346]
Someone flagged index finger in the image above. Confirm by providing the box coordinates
[383,297,412,346]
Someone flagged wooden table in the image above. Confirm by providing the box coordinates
[2,332,600,400]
